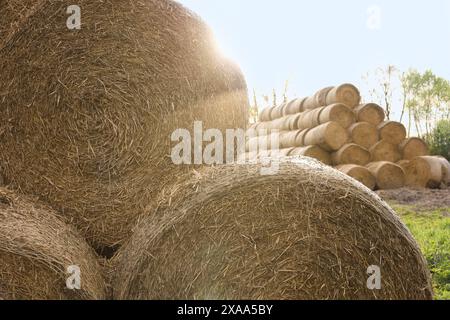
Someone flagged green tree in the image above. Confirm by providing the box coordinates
[400,69,450,137]
[425,119,450,160]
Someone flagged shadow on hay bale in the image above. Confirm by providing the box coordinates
[0,0,249,248]
[0,187,106,300]
[111,158,433,300]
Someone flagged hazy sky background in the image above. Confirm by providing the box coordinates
[178,0,450,120]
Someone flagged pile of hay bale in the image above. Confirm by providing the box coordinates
[0,0,436,300]
[244,84,450,190]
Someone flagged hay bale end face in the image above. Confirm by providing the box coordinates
[0,0,249,247]
[303,122,349,152]
[325,84,361,108]
[348,122,379,149]
[332,143,371,166]
[318,103,355,129]
[354,103,385,126]
[370,140,401,163]
[366,162,405,190]
[399,138,429,160]
[111,159,432,300]
[0,188,106,300]
[378,121,407,145]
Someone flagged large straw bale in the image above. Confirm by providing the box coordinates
[111,159,432,300]
[0,0,248,247]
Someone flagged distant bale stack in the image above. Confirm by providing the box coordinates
[354,103,385,126]
[399,138,429,160]
[0,0,249,247]
[0,188,106,300]
[303,122,349,151]
[367,162,405,190]
[370,140,402,163]
[336,165,376,190]
[111,159,432,300]
[332,143,371,166]
[251,83,433,191]
[347,122,379,149]
[378,121,407,145]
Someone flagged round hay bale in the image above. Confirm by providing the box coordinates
[366,162,405,190]
[289,146,332,165]
[318,103,355,129]
[348,122,379,149]
[0,0,249,247]
[378,121,407,145]
[315,86,335,106]
[287,114,302,130]
[331,143,371,166]
[297,108,322,129]
[325,84,361,108]
[302,96,320,111]
[303,122,349,152]
[283,98,307,115]
[259,108,272,122]
[370,140,402,163]
[279,130,307,148]
[302,86,335,111]
[270,105,285,121]
[111,159,432,300]
[399,138,429,160]
[335,165,376,190]
[0,187,106,300]
[354,103,385,126]
[246,133,281,152]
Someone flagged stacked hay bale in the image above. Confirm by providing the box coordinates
[111,159,433,300]
[245,83,449,190]
[0,0,249,249]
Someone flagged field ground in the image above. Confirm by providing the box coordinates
[376,188,450,300]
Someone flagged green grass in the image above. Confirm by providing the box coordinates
[391,204,450,300]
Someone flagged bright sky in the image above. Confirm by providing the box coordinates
[177,0,450,120]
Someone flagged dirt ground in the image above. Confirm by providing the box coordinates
[376,187,450,212]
